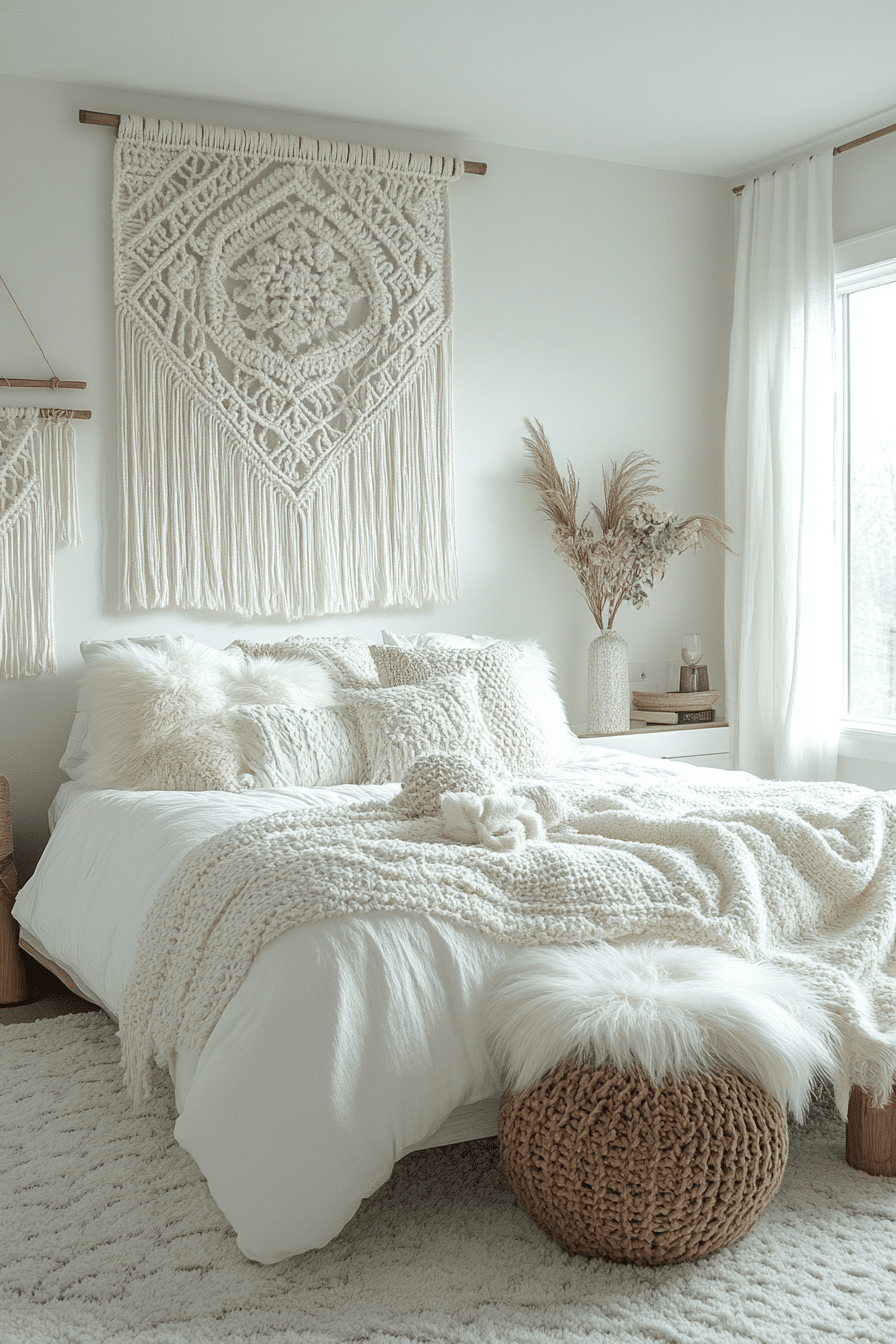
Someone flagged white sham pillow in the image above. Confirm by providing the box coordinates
[230,704,368,788]
[381,631,488,651]
[341,672,508,785]
[379,632,577,764]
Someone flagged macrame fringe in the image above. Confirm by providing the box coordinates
[119,319,457,619]
[118,114,465,181]
[0,411,81,678]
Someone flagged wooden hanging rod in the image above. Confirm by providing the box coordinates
[733,118,896,195]
[38,409,91,420]
[0,378,87,389]
[79,109,488,175]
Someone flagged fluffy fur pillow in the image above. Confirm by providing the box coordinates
[370,642,567,776]
[75,636,336,791]
[230,704,368,788]
[341,673,508,785]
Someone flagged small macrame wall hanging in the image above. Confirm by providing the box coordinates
[0,408,82,677]
[0,271,84,678]
[112,115,465,619]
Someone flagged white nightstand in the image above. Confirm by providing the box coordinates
[580,721,731,770]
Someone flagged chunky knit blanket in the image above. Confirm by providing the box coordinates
[119,775,896,1110]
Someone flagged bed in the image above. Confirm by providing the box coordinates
[9,632,896,1262]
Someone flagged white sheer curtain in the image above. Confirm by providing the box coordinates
[724,153,839,780]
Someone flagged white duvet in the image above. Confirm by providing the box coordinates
[13,744,737,1263]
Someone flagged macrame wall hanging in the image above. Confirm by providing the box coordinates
[0,271,85,678]
[112,115,466,619]
[0,409,82,678]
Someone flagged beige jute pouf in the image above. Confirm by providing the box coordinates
[499,1060,789,1266]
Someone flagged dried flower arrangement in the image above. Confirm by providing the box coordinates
[522,419,731,631]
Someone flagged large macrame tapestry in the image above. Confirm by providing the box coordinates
[0,408,81,678]
[113,116,463,619]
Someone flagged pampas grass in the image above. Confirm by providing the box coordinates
[488,942,840,1120]
[521,419,731,629]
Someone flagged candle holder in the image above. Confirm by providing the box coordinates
[679,634,709,693]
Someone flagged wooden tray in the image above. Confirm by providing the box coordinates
[631,689,720,711]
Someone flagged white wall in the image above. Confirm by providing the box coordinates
[0,73,734,878]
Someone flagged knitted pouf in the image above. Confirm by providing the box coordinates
[499,1060,788,1265]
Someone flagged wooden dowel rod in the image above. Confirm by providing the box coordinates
[79,109,488,175]
[733,118,896,195]
[0,378,87,389]
[38,408,91,420]
[80,109,120,127]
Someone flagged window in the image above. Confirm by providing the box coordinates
[837,238,896,730]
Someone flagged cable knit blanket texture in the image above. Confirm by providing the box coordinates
[119,774,896,1112]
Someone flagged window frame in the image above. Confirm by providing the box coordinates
[835,224,896,762]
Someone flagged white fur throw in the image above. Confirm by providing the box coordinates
[78,636,336,791]
[120,773,896,1112]
[487,943,838,1120]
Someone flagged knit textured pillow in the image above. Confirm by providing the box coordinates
[229,704,368,788]
[230,635,379,689]
[341,673,508,785]
[369,643,557,776]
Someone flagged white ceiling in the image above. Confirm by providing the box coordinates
[3,0,896,178]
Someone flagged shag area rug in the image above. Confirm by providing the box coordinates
[2,1014,895,1344]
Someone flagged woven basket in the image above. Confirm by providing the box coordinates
[631,689,720,712]
[499,1060,788,1265]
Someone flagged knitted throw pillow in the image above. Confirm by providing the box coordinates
[369,643,556,776]
[229,704,368,788]
[231,635,379,689]
[341,673,508,785]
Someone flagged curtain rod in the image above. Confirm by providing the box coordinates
[732,119,896,195]
[79,109,488,175]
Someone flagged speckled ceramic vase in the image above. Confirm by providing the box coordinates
[587,629,629,734]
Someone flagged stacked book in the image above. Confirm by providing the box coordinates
[630,690,720,725]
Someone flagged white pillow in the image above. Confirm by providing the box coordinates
[70,636,337,791]
[230,704,368,788]
[341,673,508,785]
[381,630,487,651]
[379,632,577,764]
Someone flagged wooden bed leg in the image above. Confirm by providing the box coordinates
[1,776,30,1006]
[846,1085,896,1176]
